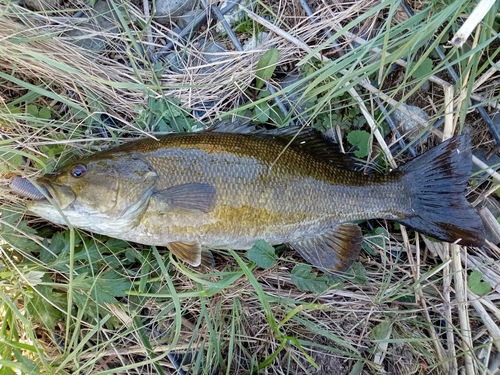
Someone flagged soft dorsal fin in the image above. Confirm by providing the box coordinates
[287,223,363,272]
[154,183,216,213]
[210,123,355,170]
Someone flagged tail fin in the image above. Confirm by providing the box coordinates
[399,135,485,247]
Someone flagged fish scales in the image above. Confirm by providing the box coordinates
[23,127,485,271]
[114,133,409,246]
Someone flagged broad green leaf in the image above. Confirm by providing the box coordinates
[38,107,51,119]
[291,264,333,294]
[410,57,433,79]
[468,270,492,295]
[73,271,132,304]
[26,281,64,330]
[253,101,270,124]
[342,262,367,285]
[105,237,131,252]
[371,319,391,341]
[27,104,38,117]
[347,130,370,158]
[255,48,279,89]
[0,208,40,253]
[363,227,389,256]
[247,240,276,269]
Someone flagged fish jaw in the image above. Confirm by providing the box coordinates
[26,184,155,237]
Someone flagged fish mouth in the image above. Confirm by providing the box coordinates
[35,177,76,210]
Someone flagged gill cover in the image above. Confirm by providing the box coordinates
[43,155,158,217]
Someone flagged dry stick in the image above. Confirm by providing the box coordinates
[472,59,500,92]
[473,293,500,322]
[442,244,458,373]
[442,84,455,141]
[451,243,476,375]
[142,0,154,47]
[468,292,500,353]
[453,26,482,133]
[471,93,500,109]
[451,0,497,47]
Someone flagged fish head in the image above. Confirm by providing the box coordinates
[27,154,158,234]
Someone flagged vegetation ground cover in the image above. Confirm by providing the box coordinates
[0,0,499,374]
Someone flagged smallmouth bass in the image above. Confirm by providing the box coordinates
[21,126,485,271]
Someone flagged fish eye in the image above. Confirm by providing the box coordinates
[70,164,87,178]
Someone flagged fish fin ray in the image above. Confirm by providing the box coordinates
[201,249,215,267]
[168,241,203,266]
[155,183,216,213]
[211,123,356,170]
[288,223,363,272]
[399,135,485,246]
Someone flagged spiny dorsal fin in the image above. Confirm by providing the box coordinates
[287,223,363,272]
[211,123,355,170]
[154,183,216,213]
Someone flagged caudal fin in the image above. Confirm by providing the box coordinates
[399,135,485,247]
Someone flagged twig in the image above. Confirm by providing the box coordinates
[143,0,153,51]
[442,244,458,373]
[451,244,475,375]
[451,0,497,47]
[472,59,500,92]
[442,85,455,140]
[471,156,500,185]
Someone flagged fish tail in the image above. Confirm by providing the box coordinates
[399,135,485,246]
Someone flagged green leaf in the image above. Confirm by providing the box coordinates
[347,130,370,158]
[468,270,492,295]
[247,240,276,269]
[291,264,334,294]
[26,279,64,330]
[38,107,51,119]
[27,104,38,117]
[371,319,391,341]
[410,57,433,79]
[0,208,40,253]
[253,101,270,124]
[363,227,389,256]
[341,262,367,285]
[73,271,132,304]
[255,48,279,89]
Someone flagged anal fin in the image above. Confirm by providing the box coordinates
[167,241,214,267]
[288,223,363,272]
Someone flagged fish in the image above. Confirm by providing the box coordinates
[21,125,485,272]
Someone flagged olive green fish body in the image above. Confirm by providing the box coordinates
[103,133,408,246]
[25,127,485,271]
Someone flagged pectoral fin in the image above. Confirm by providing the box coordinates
[288,223,363,272]
[154,183,216,213]
[167,241,214,267]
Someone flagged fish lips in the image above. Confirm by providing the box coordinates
[35,176,76,210]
